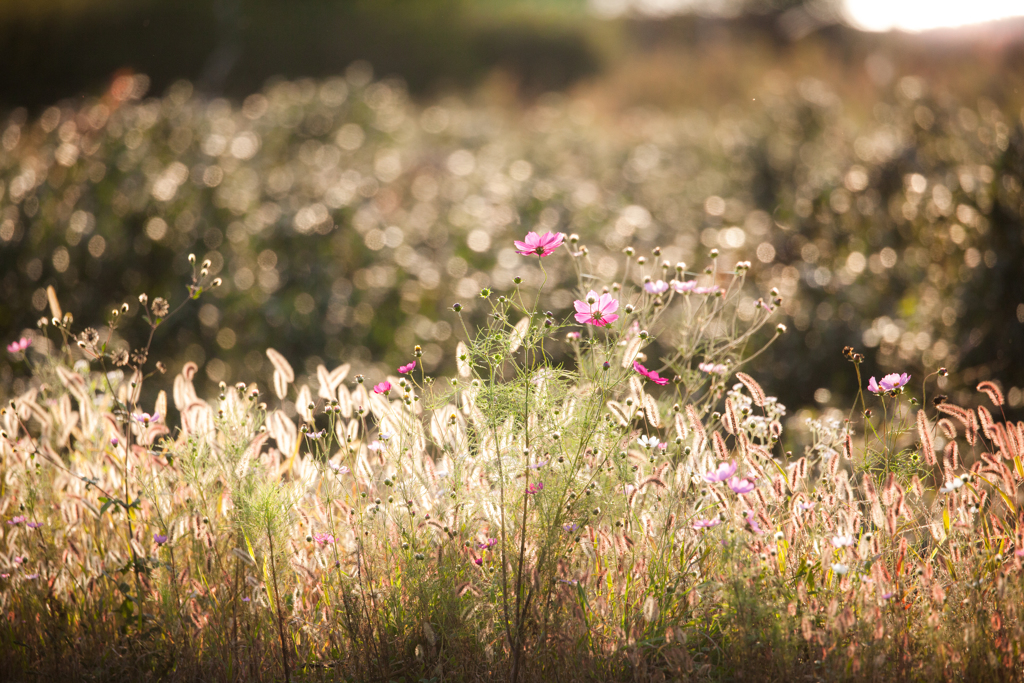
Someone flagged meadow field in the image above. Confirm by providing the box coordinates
[2,13,1024,681]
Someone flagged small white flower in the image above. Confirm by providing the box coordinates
[637,435,660,449]
[831,563,849,575]
[832,534,855,548]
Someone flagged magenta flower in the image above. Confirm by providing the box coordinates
[6,337,30,354]
[514,231,563,257]
[867,373,910,394]
[671,280,697,293]
[153,534,168,545]
[7,516,26,525]
[474,557,483,565]
[703,461,737,483]
[477,538,498,550]
[527,481,544,495]
[728,476,755,494]
[313,532,335,546]
[692,518,721,530]
[373,381,392,395]
[633,361,669,386]
[698,362,728,375]
[574,291,619,327]
[398,361,416,374]
[644,280,669,294]
[743,510,763,534]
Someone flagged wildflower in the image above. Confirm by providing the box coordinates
[867,372,910,394]
[526,459,549,470]
[831,563,850,575]
[78,328,100,348]
[527,481,544,495]
[133,412,160,424]
[743,510,763,534]
[644,280,669,294]
[565,331,581,341]
[478,538,498,550]
[379,431,393,441]
[798,502,816,511]
[694,285,721,295]
[398,361,416,374]
[373,381,392,395]
[514,231,564,257]
[633,361,669,386]
[7,516,26,525]
[699,362,728,375]
[112,349,130,366]
[939,477,964,494]
[637,435,660,449]
[704,461,737,483]
[26,522,43,529]
[153,534,168,545]
[670,279,697,294]
[692,518,720,529]
[151,297,170,317]
[881,592,895,601]
[6,337,30,354]
[574,291,619,327]
[367,441,383,452]
[728,476,755,494]
[328,462,350,475]
[563,523,579,533]
[24,574,39,580]
[313,532,335,546]
[474,557,483,566]
[832,534,855,548]
[306,429,326,439]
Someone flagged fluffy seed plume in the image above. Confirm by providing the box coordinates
[976,381,1004,407]
[735,372,766,407]
[917,410,936,466]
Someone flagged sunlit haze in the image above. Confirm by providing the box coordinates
[844,0,1024,32]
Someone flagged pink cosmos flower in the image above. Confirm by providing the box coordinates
[478,538,498,550]
[698,362,728,375]
[832,534,855,548]
[704,461,737,483]
[153,534,168,545]
[514,231,564,257]
[313,532,335,546]
[694,285,721,295]
[7,516,26,525]
[671,280,697,293]
[644,280,669,294]
[26,522,43,529]
[373,381,392,395]
[7,337,30,354]
[133,412,160,424]
[743,510,763,534]
[728,476,755,494]
[527,481,544,495]
[398,361,416,374]
[574,291,619,327]
[867,373,910,394]
[693,518,721,530]
[565,331,581,341]
[633,361,669,386]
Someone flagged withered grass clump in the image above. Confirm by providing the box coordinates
[1,241,1023,683]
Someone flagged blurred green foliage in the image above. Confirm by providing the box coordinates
[2,62,1022,420]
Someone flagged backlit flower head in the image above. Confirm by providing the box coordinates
[693,518,720,530]
[574,291,619,327]
[133,412,160,424]
[398,361,416,374]
[867,372,910,394]
[704,461,737,483]
[832,534,855,548]
[728,476,755,495]
[699,362,728,375]
[373,381,392,395]
[633,361,669,385]
[643,280,669,294]
[514,231,564,257]
[6,337,30,354]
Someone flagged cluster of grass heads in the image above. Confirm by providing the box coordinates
[2,67,1022,411]
[2,234,1024,681]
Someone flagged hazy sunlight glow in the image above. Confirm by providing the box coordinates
[844,0,1024,32]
